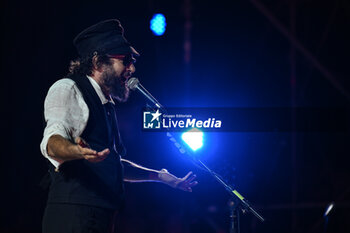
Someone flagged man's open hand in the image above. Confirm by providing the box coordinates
[75,137,110,163]
[159,169,198,192]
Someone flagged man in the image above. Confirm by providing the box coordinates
[40,19,198,233]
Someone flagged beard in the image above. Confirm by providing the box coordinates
[100,65,130,102]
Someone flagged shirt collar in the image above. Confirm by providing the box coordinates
[86,76,115,105]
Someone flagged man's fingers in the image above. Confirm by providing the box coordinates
[83,148,110,163]
[184,174,197,183]
[84,155,106,163]
[75,137,84,146]
[75,137,90,148]
[75,137,81,144]
[80,147,97,155]
[83,155,99,162]
[188,181,198,187]
[183,187,192,192]
[80,147,109,156]
[183,171,193,180]
[97,148,110,156]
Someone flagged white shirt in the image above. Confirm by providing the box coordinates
[40,76,115,168]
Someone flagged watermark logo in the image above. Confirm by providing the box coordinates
[143,109,162,129]
[142,107,348,132]
[142,108,222,131]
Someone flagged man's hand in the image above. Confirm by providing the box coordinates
[75,137,110,163]
[158,169,198,192]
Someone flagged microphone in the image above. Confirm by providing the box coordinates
[127,77,164,109]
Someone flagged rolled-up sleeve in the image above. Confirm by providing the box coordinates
[40,78,89,167]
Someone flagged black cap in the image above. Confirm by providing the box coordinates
[73,19,140,57]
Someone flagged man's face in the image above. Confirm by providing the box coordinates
[100,54,136,102]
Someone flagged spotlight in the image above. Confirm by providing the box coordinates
[150,13,166,36]
[324,202,334,217]
[181,128,203,151]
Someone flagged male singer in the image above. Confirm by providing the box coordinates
[40,19,198,233]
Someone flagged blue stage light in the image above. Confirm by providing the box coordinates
[324,202,334,217]
[181,128,204,151]
[150,14,166,36]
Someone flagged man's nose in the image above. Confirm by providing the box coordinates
[126,63,136,74]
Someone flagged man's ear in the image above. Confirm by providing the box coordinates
[92,52,102,72]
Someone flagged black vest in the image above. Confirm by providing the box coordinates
[47,75,125,210]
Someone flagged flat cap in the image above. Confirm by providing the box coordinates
[73,19,139,57]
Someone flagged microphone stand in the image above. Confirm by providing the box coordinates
[196,159,265,232]
[229,198,240,233]
[165,131,265,232]
[139,97,265,232]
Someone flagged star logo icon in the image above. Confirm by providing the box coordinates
[143,109,163,129]
[151,109,162,122]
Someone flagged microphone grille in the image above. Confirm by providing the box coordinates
[127,77,139,90]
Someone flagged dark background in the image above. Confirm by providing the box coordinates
[1,0,349,232]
